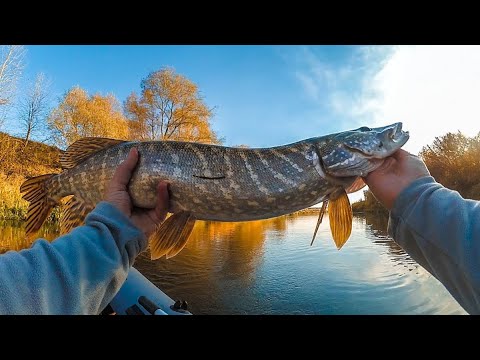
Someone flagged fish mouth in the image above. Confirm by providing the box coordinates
[387,122,409,145]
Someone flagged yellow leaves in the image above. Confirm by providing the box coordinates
[48,86,129,148]
[46,68,220,148]
[125,67,220,144]
[420,131,480,200]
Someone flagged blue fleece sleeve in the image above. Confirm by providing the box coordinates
[0,201,147,315]
[388,176,480,314]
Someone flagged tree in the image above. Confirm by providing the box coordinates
[18,73,51,147]
[124,67,219,144]
[0,45,25,126]
[419,131,480,199]
[356,130,480,212]
[48,86,129,148]
[351,188,387,214]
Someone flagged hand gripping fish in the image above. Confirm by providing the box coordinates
[20,122,409,259]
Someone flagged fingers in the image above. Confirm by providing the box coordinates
[110,148,138,191]
[364,149,412,183]
[131,181,171,237]
[153,181,170,223]
[363,156,396,183]
[378,156,397,174]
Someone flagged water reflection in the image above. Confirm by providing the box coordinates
[363,212,419,269]
[0,221,58,254]
[0,214,467,314]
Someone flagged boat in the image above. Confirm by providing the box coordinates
[104,267,192,315]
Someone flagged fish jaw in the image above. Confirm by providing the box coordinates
[316,122,409,178]
[345,122,409,158]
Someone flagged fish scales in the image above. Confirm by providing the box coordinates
[20,122,409,255]
[51,139,332,221]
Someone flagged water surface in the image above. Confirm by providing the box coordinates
[0,213,466,314]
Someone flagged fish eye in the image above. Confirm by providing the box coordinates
[358,126,371,132]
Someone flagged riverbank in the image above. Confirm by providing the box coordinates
[0,133,61,221]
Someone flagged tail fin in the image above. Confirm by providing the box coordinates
[20,174,57,239]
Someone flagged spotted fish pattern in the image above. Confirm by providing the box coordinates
[20,122,409,253]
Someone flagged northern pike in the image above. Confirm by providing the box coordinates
[20,122,409,259]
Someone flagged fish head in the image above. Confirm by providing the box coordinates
[318,122,409,177]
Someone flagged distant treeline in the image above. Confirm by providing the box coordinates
[0,55,223,220]
[1,45,222,151]
[353,131,480,213]
[351,189,387,215]
[0,45,222,220]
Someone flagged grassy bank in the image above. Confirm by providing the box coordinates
[0,174,29,220]
[0,133,61,222]
[0,173,61,222]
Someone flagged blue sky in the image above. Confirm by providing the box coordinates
[6,45,480,201]
[9,45,376,147]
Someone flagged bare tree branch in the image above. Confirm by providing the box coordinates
[18,73,51,148]
[0,45,26,110]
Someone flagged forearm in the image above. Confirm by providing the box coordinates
[0,202,147,315]
[388,176,480,314]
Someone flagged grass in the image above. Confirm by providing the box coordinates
[0,133,61,222]
[0,173,61,222]
[0,174,29,220]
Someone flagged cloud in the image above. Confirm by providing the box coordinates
[287,46,396,202]
[294,71,320,101]
[291,45,480,155]
[288,46,392,130]
[290,46,480,202]
[359,45,480,154]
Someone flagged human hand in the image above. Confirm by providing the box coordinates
[363,149,430,210]
[105,148,170,238]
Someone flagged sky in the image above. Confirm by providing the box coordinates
[4,45,480,202]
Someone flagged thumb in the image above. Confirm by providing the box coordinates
[110,148,139,191]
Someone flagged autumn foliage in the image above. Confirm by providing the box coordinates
[48,86,130,148]
[124,68,219,144]
[420,132,480,200]
[0,66,221,220]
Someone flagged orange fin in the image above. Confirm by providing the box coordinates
[20,174,57,239]
[60,196,96,234]
[149,211,196,260]
[345,177,366,194]
[328,190,353,249]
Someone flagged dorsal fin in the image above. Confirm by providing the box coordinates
[60,137,126,169]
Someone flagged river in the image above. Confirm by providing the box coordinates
[0,213,467,314]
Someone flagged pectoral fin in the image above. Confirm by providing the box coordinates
[310,200,328,246]
[60,196,96,234]
[149,211,197,260]
[345,177,366,194]
[328,190,353,250]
